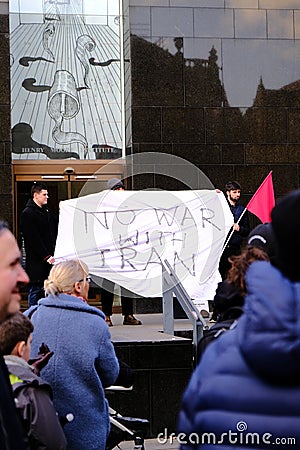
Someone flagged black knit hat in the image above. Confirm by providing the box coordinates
[247,223,277,262]
[271,190,300,281]
[107,178,125,190]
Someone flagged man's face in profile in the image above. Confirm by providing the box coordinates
[34,189,49,207]
[227,189,241,204]
[0,229,29,322]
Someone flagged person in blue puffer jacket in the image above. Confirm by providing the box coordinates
[25,259,119,450]
[178,189,300,450]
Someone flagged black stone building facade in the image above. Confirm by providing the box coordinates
[0,8,12,225]
[1,1,300,227]
[126,0,300,217]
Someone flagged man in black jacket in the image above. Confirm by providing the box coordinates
[218,181,250,279]
[0,220,29,449]
[20,182,58,306]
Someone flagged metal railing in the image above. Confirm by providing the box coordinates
[162,260,206,362]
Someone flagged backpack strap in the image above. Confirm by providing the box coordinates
[25,305,39,319]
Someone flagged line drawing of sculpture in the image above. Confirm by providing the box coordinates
[11,0,123,160]
[89,57,121,67]
[19,57,54,67]
[22,78,51,92]
[43,0,61,22]
[12,122,80,159]
[43,23,55,61]
[48,69,88,158]
[75,34,96,89]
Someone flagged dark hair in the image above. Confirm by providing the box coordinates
[225,181,241,192]
[31,182,48,198]
[0,312,33,355]
[227,246,270,297]
[0,220,9,236]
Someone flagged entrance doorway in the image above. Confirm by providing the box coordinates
[13,159,125,308]
[13,159,125,238]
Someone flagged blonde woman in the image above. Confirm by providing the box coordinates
[25,260,119,450]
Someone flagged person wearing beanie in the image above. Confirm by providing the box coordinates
[178,189,300,449]
[247,222,277,263]
[107,178,125,191]
[99,179,142,327]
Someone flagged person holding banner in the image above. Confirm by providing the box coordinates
[218,181,250,280]
[100,178,142,327]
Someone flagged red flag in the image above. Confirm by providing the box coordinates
[246,171,275,223]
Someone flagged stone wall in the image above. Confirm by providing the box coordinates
[0,0,12,227]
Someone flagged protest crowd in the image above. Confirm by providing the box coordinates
[2,175,300,450]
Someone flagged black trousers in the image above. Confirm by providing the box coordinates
[100,279,133,317]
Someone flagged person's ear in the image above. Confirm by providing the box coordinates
[12,341,26,358]
[73,281,82,294]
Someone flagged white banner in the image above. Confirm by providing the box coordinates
[54,189,233,301]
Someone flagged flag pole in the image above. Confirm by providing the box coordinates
[222,207,247,250]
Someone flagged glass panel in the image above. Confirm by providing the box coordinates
[295,11,300,39]
[260,0,300,9]
[171,0,224,6]
[225,0,258,7]
[151,7,194,38]
[222,39,300,108]
[130,6,151,36]
[71,179,108,197]
[235,9,266,39]
[10,0,123,160]
[194,8,234,38]
[130,0,169,5]
[267,10,294,39]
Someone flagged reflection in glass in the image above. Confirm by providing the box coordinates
[10,0,123,160]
